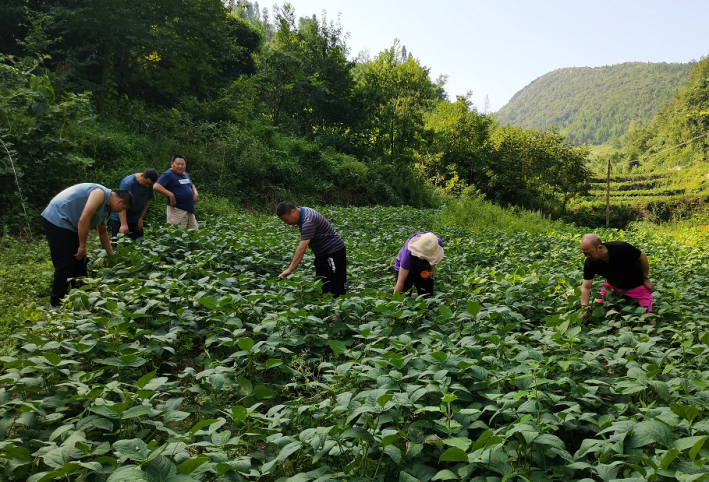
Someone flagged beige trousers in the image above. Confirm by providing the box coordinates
[166,206,198,230]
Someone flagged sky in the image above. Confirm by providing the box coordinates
[281,0,709,112]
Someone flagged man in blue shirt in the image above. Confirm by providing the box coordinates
[276,202,347,298]
[110,168,158,241]
[154,154,199,229]
[42,183,133,309]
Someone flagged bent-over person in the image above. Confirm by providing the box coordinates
[276,202,347,298]
[111,168,158,242]
[42,183,133,309]
[580,233,655,314]
[394,232,444,298]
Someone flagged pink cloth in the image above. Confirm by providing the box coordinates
[597,282,653,312]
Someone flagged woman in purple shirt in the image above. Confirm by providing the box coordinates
[393,232,444,297]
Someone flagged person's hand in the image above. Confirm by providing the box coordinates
[75,246,87,261]
[168,194,177,206]
[136,218,144,230]
[119,224,130,235]
[279,268,293,279]
[193,193,199,204]
[644,278,655,293]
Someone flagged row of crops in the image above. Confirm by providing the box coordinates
[2,206,709,481]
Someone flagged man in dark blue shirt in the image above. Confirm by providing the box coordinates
[276,202,347,298]
[110,168,158,241]
[154,155,199,229]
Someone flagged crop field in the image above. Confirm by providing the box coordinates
[2,206,709,482]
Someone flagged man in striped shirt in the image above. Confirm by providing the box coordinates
[277,202,347,298]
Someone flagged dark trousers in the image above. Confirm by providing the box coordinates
[110,219,144,242]
[394,271,434,298]
[314,247,347,298]
[395,255,434,298]
[44,219,88,306]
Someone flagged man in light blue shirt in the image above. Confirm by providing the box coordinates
[42,183,133,309]
[110,168,158,241]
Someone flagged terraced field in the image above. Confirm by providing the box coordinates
[567,169,709,225]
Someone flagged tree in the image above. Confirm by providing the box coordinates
[486,126,589,214]
[356,40,438,164]
[258,5,357,138]
[418,93,494,190]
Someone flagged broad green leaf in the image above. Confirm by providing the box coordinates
[238,338,254,351]
[431,469,459,481]
[439,305,453,319]
[671,403,701,423]
[439,447,468,462]
[384,444,402,464]
[328,340,346,355]
[230,405,248,422]
[441,393,458,403]
[254,385,274,400]
[112,439,150,462]
[49,424,74,442]
[122,405,153,420]
[42,353,62,366]
[197,296,218,310]
[341,427,374,442]
[106,465,149,482]
[136,370,157,390]
[189,419,219,436]
[163,411,190,423]
[660,448,680,469]
[534,434,566,451]
[236,377,253,396]
[466,301,481,317]
[177,456,208,475]
[628,421,673,448]
[443,437,472,451]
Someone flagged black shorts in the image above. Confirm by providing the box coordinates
[314,247,347,298]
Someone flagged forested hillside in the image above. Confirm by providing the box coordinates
[496,62,693,146]
[567,56,709,225]
[0,0,590,232]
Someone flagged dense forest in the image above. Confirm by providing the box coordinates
[496,62,693,146]
[0,0,589,232]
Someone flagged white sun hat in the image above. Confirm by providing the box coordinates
[408,232,444,265]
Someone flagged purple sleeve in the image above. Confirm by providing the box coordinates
[399,247,414,270]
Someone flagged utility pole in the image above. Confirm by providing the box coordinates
[605,156,611,227]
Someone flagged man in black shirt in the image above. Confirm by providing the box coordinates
[580,233,655,313]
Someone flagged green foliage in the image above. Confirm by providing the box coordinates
[2,207,709,481]
[418,94,495,190]
[40,0,261,109]
[0,58,94,230]
[432,191,563,235]
[357,40,439,164]
[485,126,590,215]
[0,233,51,356]
[258,5,357,138]
[496,62,694,146]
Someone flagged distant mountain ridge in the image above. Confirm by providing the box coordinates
[495,62,694,146]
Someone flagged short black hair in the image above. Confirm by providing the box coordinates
[115,190,134,208]
[172,154,186,163]
[276,202,296,217]
[143,168,159,183]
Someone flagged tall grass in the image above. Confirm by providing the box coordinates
[433,194,564,234]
